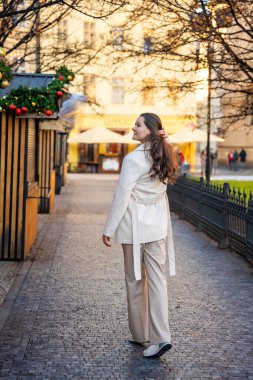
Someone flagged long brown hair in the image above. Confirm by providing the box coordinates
[140,113,178,184]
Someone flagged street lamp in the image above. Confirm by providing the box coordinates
[205,40,213,182]
[190,6,213,182]
[191,1,233,183]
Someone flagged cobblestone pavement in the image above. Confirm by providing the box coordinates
[0,173,253,380]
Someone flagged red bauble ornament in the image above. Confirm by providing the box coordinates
[21,106,28,114]
[9,104,16,111]
[58,75,64,81]
[15,108,22,116]
[44,109,53,117]
[56,91,63,97]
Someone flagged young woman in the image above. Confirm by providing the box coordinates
[102,113,178,359]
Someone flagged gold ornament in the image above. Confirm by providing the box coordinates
[0,80,9,89]
[67,75,74,81]
[0,47,6,57]
[32,102,37,107]
[0,72,2,80]
[0,106,2,112]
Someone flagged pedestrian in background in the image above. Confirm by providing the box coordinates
[210,148,217,175]
[239,148,247,170]
[228,151,233,170]
[233,149,239,170]
[177,150,184,174]
[233,149,239,171]
[210,148,218,174]
[102,113,178,359]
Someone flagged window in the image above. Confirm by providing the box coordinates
[57,19,68,44]
[143,29,153,54]
[83,75,96,102]
[84,22,96,48]
[112,78,124,104]
[144,37,152,54]
[167,80,179,106]
[78,144,88,163]
[11,1,26,26]
[113,28,124,50]
[142,79,155,105]
[214,4,233,28]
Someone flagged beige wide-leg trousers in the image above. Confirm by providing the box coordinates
[122,239,171,345]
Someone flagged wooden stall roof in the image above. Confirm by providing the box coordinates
[0,72,58,119]
[0,72,54,96]
[0,73,86,126]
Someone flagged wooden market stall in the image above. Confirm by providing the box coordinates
[0,68,76,260]
[0,112,39,259]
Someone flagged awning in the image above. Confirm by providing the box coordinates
[68,126,126,144]
[121,132,140,144]
[170,127,224,143]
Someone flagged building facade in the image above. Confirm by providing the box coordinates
[49,9,198,172]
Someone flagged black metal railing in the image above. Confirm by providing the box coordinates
[167,174,253,262]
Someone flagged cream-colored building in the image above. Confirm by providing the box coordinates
[46,9,198,172]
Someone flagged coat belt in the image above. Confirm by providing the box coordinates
[132,192,176,281]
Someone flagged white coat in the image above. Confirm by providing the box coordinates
[103,142,176,280]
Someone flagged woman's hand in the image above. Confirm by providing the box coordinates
[158,129,168,139]
[102,235,111,247]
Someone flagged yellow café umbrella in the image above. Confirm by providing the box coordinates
[170,127,224,143]
[122,132,140,144]
[68,126,126,144]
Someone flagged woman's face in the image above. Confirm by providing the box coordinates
[132,116,151,143]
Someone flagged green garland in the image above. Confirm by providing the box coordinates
[0,66,75,116]
[0,55,13,86]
